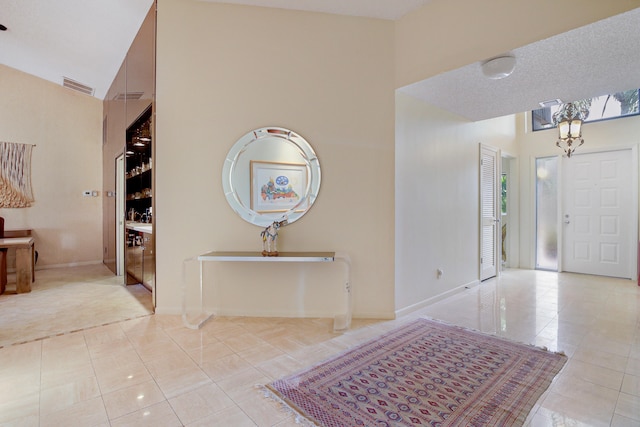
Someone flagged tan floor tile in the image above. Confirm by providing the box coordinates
[152,365,211,399]
[559,359,625,391]
[185,405,257,427]
[237,342,285,365]
[217,368,272,402]
[163,325,219,351]
[144,350,200,378]
[254,354,307,380]
[109,401,182,427]
[621,374,640,397]
[40,360,96,389]
[611,413,640,427]
[615,392,640,422]
[168,382,235,424]
[0,391,39,425]
[571,347,629,372]
[201,353,254,382]
[185,340,235,366]
[93,360,154,395]
[102,379,166,420]
[236,393,294,427]
[40,396,109,427]
[1,267,639,427]
[40,375,101,415]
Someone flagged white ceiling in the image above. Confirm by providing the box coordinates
[1,0,639,122]
[400,7,640,121]
[197,0,432,20]
[0,0,154,99]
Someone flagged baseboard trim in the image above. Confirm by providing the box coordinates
[31,260,104,271]
[394,279,480,318]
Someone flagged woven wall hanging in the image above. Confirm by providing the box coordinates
[0,142,35,208]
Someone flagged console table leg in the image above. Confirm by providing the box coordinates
[182,256,214,329]
[333,253,352,332]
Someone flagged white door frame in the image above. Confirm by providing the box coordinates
[480,144,501,281]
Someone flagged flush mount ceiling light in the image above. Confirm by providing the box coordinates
[539,99,563,108]
[481,55,516,79]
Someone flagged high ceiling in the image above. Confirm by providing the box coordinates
[0,0,154,99]
[1,0,639,121]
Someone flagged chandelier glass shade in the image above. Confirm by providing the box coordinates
[552,101,590,157]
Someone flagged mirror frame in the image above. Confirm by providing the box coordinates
[222,127,321,227]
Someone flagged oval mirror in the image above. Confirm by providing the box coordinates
[222,127,321,227]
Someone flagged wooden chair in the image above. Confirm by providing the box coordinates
[0,217,6,294]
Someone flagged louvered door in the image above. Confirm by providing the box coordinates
[480,145,499,281]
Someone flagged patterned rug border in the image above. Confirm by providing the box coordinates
[264,317,568,427]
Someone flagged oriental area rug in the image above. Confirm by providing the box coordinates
[266,318,567,426]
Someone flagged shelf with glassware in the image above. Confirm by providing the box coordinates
[125,105,154,288]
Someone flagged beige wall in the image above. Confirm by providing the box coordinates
[395,92,518,313]
[155,1,396,318]
[395,0,640,88]
[0,65,103,268]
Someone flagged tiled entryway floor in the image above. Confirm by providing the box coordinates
[0,267,638,426]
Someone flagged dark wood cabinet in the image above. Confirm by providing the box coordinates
[125,105,154,289]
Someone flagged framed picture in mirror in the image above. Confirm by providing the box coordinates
[250,160,308,213]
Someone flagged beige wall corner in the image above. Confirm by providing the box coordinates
[0,65,104,267]
[155,1,396,319]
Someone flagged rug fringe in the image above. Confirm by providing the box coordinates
[257,384,318,426]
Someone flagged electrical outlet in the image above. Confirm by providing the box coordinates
[82,190,92,197]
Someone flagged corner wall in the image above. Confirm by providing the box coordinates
[394,92,518,313]
[155,1,396,318]
[0,65,103,268]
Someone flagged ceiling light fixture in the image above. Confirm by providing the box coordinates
[552,100,590,157]
[538,99,562,108]
[481,55,516,79]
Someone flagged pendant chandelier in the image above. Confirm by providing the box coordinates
[552,100,590,157]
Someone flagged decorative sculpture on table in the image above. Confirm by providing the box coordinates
[261,218,288,256]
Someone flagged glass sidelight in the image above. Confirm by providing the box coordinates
[535,157,558,270]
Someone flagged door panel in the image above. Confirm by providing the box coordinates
[480,145,499,281]
[562,149,634,278]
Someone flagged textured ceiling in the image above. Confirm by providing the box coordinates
[400,7,640,121]
[1,0,639,123]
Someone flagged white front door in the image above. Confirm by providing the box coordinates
[562,148,637,279]
[480,145,500,281]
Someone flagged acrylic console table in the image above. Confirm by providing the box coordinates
[182,251,351,332]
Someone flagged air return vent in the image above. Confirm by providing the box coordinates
[113,92,144,101]
[62,77,95,96]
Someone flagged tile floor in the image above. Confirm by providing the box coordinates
[0,267,638,426]
[0,264,153,348]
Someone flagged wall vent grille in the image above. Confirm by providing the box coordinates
[113,92,144,101]
[62,77,95,96]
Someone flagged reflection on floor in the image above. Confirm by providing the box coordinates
[0,268,638,426]
[0,264,153,348]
